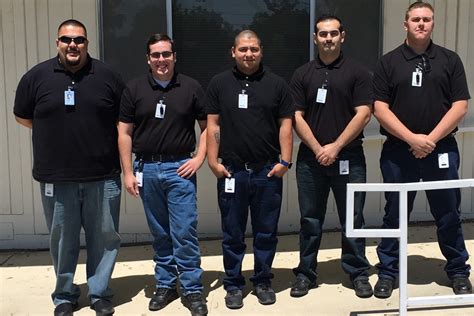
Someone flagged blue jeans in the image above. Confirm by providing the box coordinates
[217,163,282,291]
[40,176,121,306]
[294,146,370,282]
[137,159,203,295]
[377,137,471,280]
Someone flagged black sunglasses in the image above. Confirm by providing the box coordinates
[58,36,88,45]
[149,51,174,59]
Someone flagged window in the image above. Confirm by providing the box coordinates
[100,0,382,87]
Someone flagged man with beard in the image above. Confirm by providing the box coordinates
[14,19,124,316]
[373,2,472,298]
[289,14,373,298]
[206,30,294,309]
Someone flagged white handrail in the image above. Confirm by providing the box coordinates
[346,179,474,315]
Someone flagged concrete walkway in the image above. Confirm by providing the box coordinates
[1,224,473,315]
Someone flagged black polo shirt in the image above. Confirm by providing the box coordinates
[290,53,373,150]
[119,72,205,154]
[374,41,471,137]
[14,56,124,183]
[205,65,294,163]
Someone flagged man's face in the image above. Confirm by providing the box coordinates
[56,25,88,69]
[314,19,345,56]
[232,36,262,75]
[147,41,176,81]
[404,7,434,43]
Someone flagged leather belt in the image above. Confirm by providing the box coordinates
[223,158,277,172]
[136,153,191,162]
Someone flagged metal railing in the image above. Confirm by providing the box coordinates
[346,179,474,315]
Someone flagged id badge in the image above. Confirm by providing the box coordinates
[438,153,449,169]
[316,88,327,104]
[64,89,75,106]
[225,178,235,193]
[45,183,54,197]
[155,101,166,119]
[238,93,248,109]
[135,171,143,187]
[412,69,422,87]
[339,160,349,175]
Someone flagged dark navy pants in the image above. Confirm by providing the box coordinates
[377,137,470,280]
[217,163,282,291]
[293,146,371,282]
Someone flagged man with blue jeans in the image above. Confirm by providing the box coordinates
[206,30,294,309]
[373,2,471,298]
[14,19,123,316]
[289,14,373,298]
[118,34,208,316]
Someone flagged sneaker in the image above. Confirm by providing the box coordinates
[254,283,276,305]
[54,302,78,316]
[353,278,373,298]
[225,289,243,309]
[90,299,114,316]
[452,276,473,295]
[181,293,208,316]
[290,276,316,297]
[374,277,394,299]
[149,288,179,311]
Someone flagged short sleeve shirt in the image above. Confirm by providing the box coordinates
[119,72,205,154]
[374,41,470,137]
[14,56,124,183]
[290,53,373,150]
[205,65,294,163]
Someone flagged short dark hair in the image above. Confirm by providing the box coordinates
[57,19,87,37]
[314,14,344,33]
[233,30,262,47]
[405,1,434,21]
[146,34,175,54]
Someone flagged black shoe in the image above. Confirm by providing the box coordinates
[225,289,243,309]
[254,283,276,305]
[149,288,179,311]
[374,277,394,299]
[452,276,473,295]
[353,278,373,298]
[181,293,208,316]
[290,277,316,297]
[90,299,114,316]
[54,302,78,316]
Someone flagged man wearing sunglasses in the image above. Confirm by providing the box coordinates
[13,20,124,316]
[373,2,472,298]
[289,14,373,299]
[118,34,208,316]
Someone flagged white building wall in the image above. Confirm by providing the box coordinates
[0,0,473,249]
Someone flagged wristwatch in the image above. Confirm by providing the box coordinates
[280,159,293,169]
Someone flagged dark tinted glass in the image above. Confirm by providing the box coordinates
[100,0,382,86]
[315,0,382,71]
[172,0,309,88]
[100,0,167,82]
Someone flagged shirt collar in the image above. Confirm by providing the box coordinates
[314,52,345,69]
[401,39,436,60]
[53,54,94,74]
[148,71,180,90]
[232,63,265,80]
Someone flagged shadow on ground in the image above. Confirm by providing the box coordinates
[70,255,454,311]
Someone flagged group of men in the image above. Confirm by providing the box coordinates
[13,2,472,316]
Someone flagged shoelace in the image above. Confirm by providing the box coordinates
[186,293,203,302]
[155,288,170,296]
